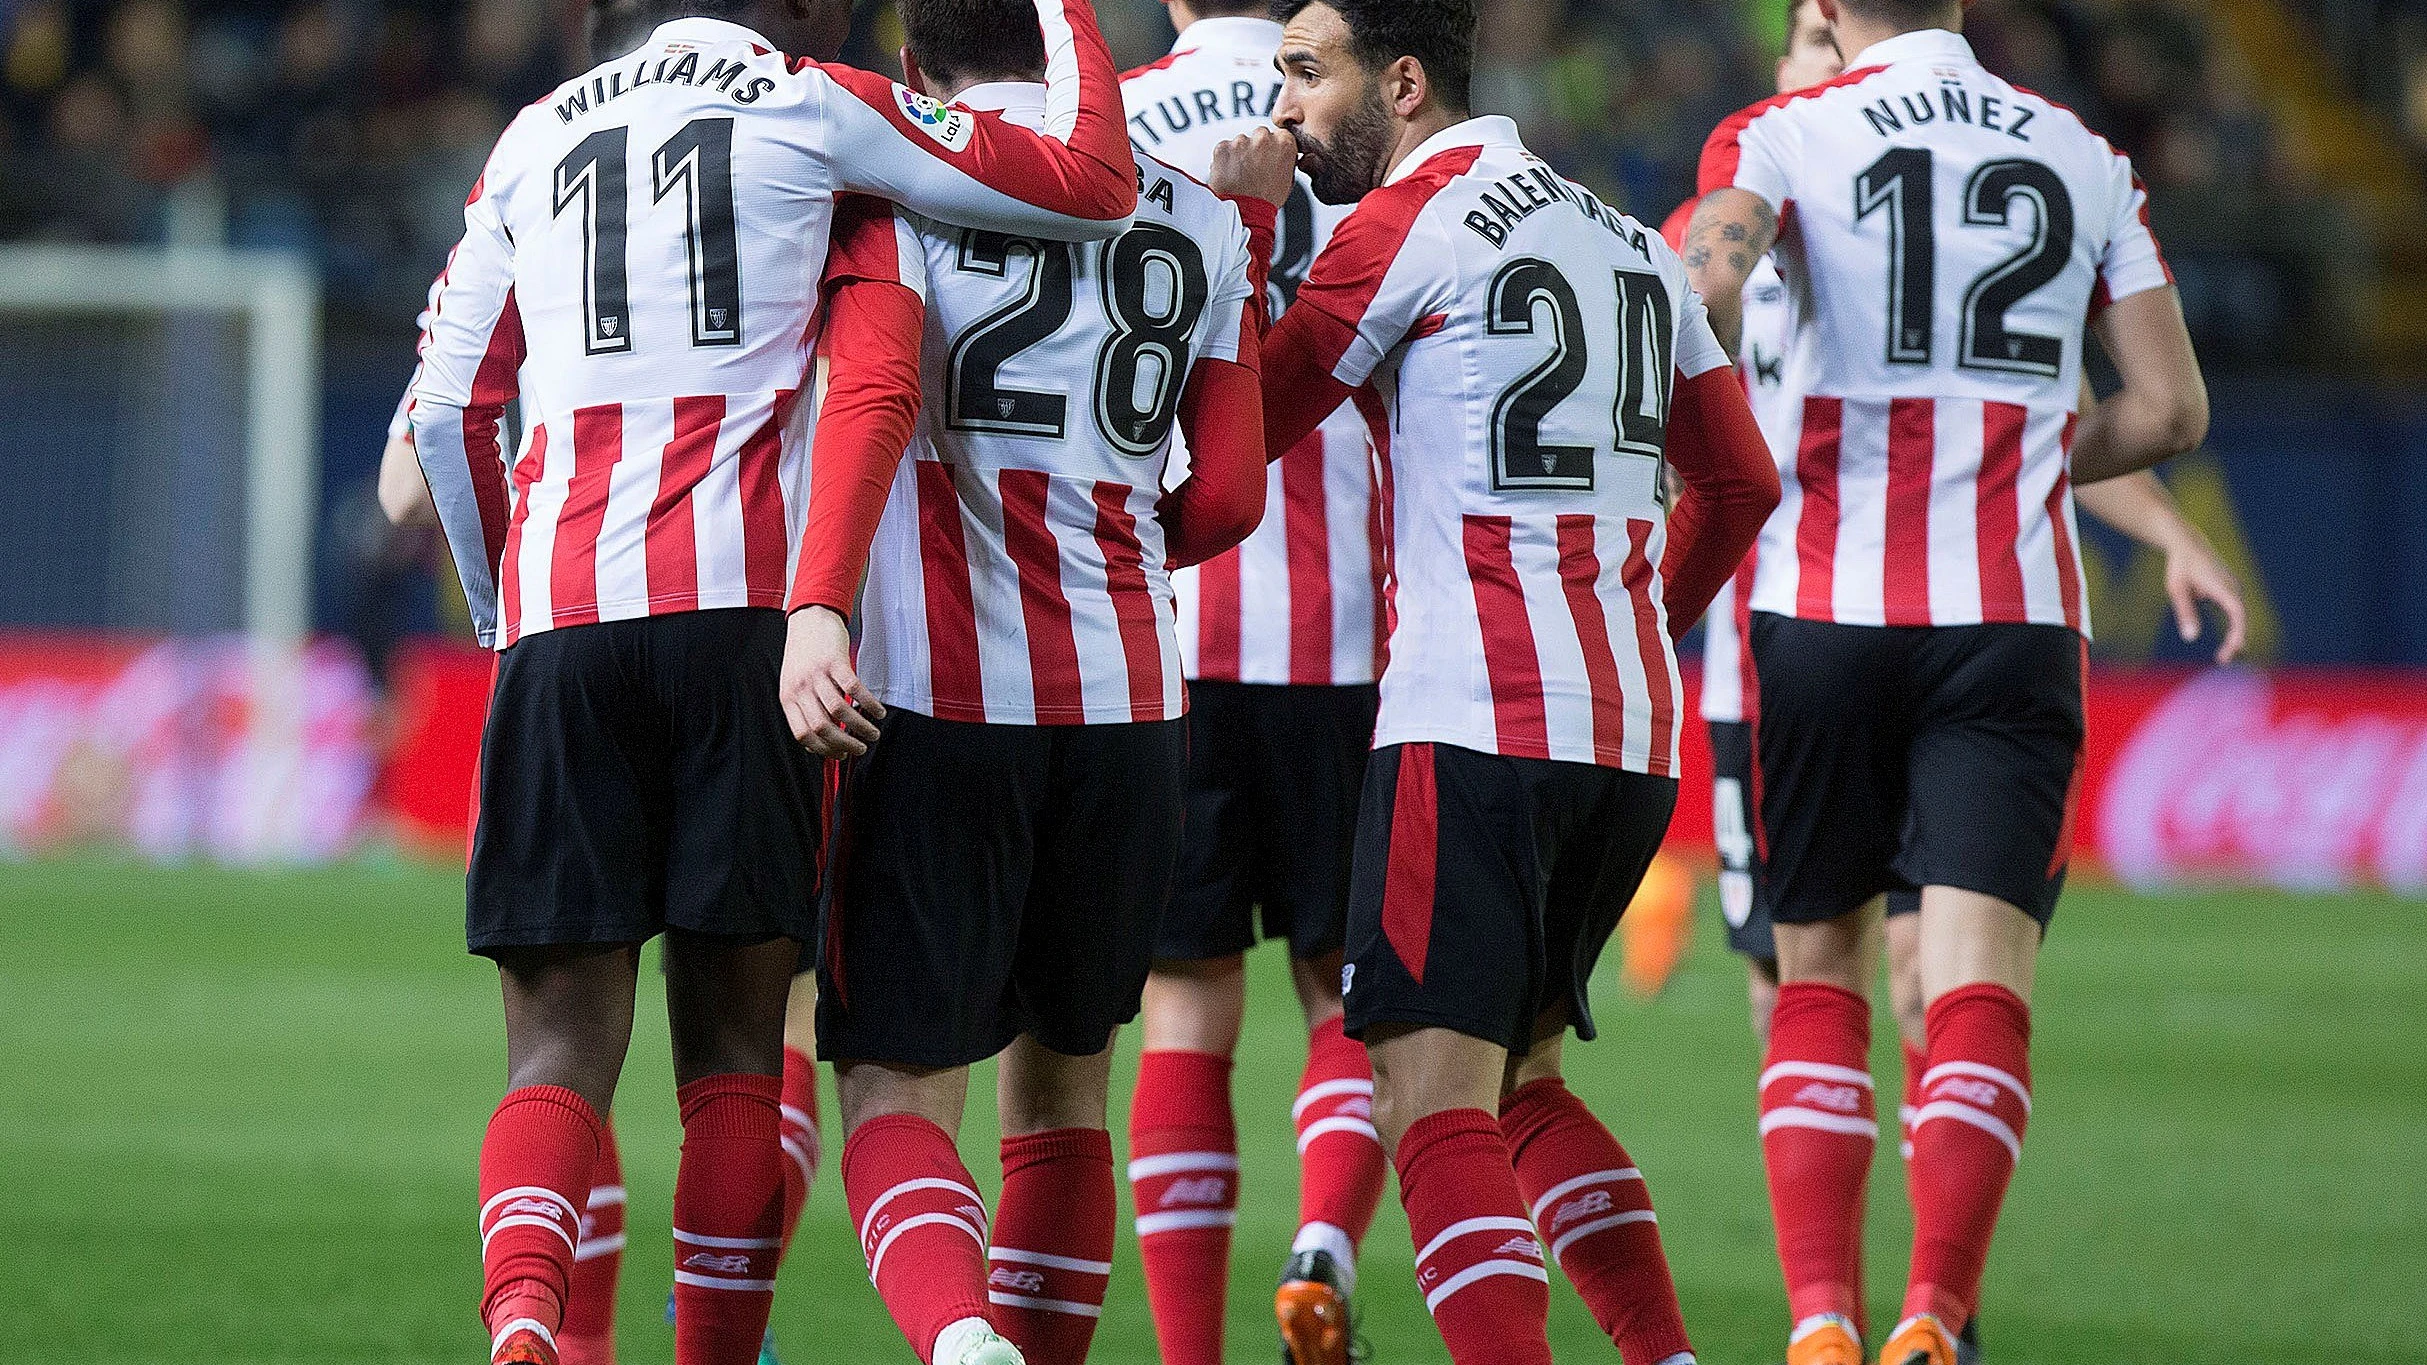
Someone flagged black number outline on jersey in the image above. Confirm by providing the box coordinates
[1612,269,1677,460]
[947,232,1076,439]
[1094,223,1210,456]
[1958,158,2074,378]
[946,224,1212,456]
[1854,146,1936,367]
[554,126,632,356]
[1269,181,1317,308]
[552,120,749,354]
[1486,258,1596,491]
[651,117,743,348]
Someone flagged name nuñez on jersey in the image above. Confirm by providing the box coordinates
[1462,162,1643,254]
[554,49,776,123]
[1861,77,2037,142]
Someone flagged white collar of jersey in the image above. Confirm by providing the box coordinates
[647,16,778,54]
[1173,15,1284,54]
[1845,27,1978,73]
[1383,115,1524,187]
[947,81,1049,128]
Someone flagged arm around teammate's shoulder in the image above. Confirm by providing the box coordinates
[2071,286,2210,484]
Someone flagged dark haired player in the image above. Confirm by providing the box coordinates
[1683,1,2208,1362]
[408,1,1138,1362]
[1251,4,1781,1363]
[774,1,1290,1361]
[1118,6,1390,1364]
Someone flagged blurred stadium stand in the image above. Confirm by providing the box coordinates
[0,0,2420,667]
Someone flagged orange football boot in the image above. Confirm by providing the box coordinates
[1785,1313,1865,1365]
[490,1321,558,1365]
[1878,1314,1959,1365]
[1275,1248,1356,1365]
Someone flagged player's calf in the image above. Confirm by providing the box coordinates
[1128,1048,1238,1365]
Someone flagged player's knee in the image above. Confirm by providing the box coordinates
[1142,956,1249,1053]
[835,1058,966,1136]
[1290,950,1348,1026]
[999,1037,1112,1136]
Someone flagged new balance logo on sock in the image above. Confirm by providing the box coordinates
[1494,1236,1547,1260]
[1793,1081,1867,1113]
[681,1252,754,1275]
[1160,1176,1230,1207]
[1552,1189,1614,1228]
[1934,1077,2003,1110]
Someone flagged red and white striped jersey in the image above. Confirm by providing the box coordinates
[1282,118,1732,774]
[409,5,1134,649]
[1699,258,1789,726]
[844,85,1261,726]
[1700,28,2172,636]
[1124,16,1383,686]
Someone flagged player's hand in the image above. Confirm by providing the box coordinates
[1209,127,1300,209]
[2163,528,2248,664]
[780,606,885,758]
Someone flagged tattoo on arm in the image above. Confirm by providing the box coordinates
[1682,190,1778,355]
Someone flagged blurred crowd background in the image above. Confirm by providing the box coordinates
[7,0,2427,370]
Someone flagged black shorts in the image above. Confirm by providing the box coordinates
[1749,614,2083,929]
[467,608,824,956]
[1709,720,1917,968]
[1159,681,1377,964]
[1343,742,1678,1053]
[816,708,1187,1069]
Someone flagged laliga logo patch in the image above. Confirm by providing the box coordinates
[896,86,975,153]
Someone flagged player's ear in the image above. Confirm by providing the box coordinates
[1817,0,1841,21]
[1387,55,1427,119]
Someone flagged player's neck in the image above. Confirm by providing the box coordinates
[1382,106,1471,183]
[1834,16,1961,68]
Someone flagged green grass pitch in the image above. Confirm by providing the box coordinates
[1,857,2420,1364]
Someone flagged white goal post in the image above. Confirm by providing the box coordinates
[0,244,322,645]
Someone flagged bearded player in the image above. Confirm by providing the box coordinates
[1120,7,1389,1363]
[1683,0,2209,1361]
[1254,4,1782,1363]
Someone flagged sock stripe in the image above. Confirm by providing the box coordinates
[1413,1213,1537,1266]
[490,1317,557,1354]
[481,1185,580,1223]
[1547,1208,1657,1265]
[781,1135,816,1187]
[484,1213,578,1253]
[1759,1060,1876,1091]
[1910,1100,2023,1163]
[1524,1166,1642,1223]
[867,1210,988,1283]
[1423,1258,1551,1313]
[1757,1107,1881,1138]
[989,1245,1114,1275]
[857,1176,986,1246]
[1296,1115,1381,1152]
[1292,1077,1375,1119]
[571,1230,627,1262]
[673,1229,784,1250]
[671,1269,778,1293]
[1135,1207,1237,1235]
[1922,1061,2033,1112]
[586,1184,627,1208]
[988,1290,1106,1318]
[1125,1150,1240,1180]
[781,1103,817,1129]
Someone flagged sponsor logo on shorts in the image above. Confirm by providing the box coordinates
[1551,1189,1613,1230]
[988,1267,1046,1293]
[895,87,975,153]
[1795,1081,1866,1114]
[682,1252,757,1275]
[1341,963,1355,995]
[1159,1176,1230,1207]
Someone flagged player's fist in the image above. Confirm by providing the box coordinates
[1210,127,1300,209]
[780,605,885,759]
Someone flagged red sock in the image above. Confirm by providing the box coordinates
[1127,1050,1236,1365]
[843,1113,994,1363]
[779,1046,820,1255]
[1900,1039,1928,1163]
[1396,1109,1554,1365]
[558,1118,627,1365]
[1500,1079,1691,1365]
[1759,982,1876,1333]
[990,1128,1116,1365]
[478,1085,603,1353]
[671,1074,784,1365]
[1904,983,2032,1332]
[1292,1016,1386,1275]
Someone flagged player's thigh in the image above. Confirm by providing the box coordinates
[662,929,800,1085]
[1707,719,1778,965]
[1015,719,1189,1059]
[468,621,670,954]
[816,709,1044,1069]
[1157,682,1261,965]
[1749,612,1914,926]
[656,608,826,945]
[1898,624,2084,928]
[1342,743,1546,1055]
[1248,682,1379,961]
[1541,767,1679,1044]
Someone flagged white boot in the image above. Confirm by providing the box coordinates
[931,1316,1025,1365]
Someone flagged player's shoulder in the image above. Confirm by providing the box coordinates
[1121,47,1194,85]
[1708,65,1895,148]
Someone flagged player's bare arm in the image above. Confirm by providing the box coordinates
[377,430,438,529]
[2069,286,2209,483]
[2075,472,2247,662]
[1682,188,1777,356]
